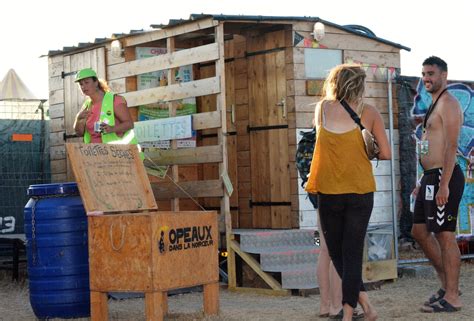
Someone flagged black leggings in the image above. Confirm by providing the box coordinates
[318,192,373,308]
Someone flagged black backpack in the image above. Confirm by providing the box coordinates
[295,128,318,208]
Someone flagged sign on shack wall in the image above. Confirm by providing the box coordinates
[135,47,197,149]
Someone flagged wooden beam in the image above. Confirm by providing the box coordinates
[123,18,218,47]
[229,240,285,291]
[151,179,223,199]
[144,145,223,166]
[123,77,220,107]
[193,111,221,130]
[108,43,219,80]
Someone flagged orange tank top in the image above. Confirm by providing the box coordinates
[305,125,376,194]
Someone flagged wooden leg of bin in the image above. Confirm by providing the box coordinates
[203,282,219,315]
[90,291,108,321]
[145,291,166,321]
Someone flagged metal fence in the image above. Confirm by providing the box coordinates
[0,115,50,235]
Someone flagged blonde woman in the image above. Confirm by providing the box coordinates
[306,64,391,321]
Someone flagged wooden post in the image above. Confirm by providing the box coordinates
[167,37,180,211]
[124,46,139,122]
[215,23,236,288]
[203,282,220,315]
[145,291,167,321]
[90,291,108,321]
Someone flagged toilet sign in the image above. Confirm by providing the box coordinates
[134,115,192,142]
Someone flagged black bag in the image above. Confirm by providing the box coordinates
[340,100,380,160]
[295,128,318,209]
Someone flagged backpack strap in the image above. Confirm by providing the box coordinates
[340,99,365,130]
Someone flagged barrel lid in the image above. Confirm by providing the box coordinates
[27,182,79,196]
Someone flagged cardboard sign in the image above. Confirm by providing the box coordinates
[66,143,158,213]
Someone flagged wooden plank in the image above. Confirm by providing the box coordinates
[106,46,125,66]
[63,55,73,135]
[50,118,64,132]
[123,18,218,47]
[50,145,66,160]
[50,159,66,173]
[144,145,222,166]
[292,30,400,53]
[49,131,64,146]
[227,135,239,207]
[108,79,126,94]
[272,50,291,227]
[294,95,318,113]
[230,239,285,291]
[66,143,158,212]
[215,22,234,291]
[48,75,63,92]
[193,111,221,130]
[89,214,153,291]
[48,57,63,78]
[48,103,65,119]
[51,173,67,182]
[226,60,236,132]
[152,211,219,290]
[108,43,219,80]
[344,50,400,68]
[49,89,64,106]
[363,259,397,282]
[366,82,390,98]
[151,179,224,199]
[123,77,220,108]
[292,80,306,96]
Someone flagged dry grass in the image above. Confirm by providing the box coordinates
[1,260,473,320]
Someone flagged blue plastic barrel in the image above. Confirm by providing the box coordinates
[24,182,90,319]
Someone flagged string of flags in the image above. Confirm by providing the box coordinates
[344,58,400,80]
[294,32,401,80]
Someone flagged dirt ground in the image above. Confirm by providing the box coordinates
[1,258,473,321]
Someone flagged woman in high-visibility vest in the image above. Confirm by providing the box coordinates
[73,68,137,145]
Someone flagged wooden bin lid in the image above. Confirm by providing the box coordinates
[66,143,157,213]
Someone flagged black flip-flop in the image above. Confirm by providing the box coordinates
[423,288,463,306]
[421,299,462,313]
[424,288,445,306]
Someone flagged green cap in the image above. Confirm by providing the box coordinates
[75,68,97,82]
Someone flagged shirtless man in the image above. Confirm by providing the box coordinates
[411,56,465,313]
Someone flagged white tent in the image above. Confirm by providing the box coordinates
[0,69,46,120]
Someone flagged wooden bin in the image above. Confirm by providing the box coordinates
[66,143,219,320]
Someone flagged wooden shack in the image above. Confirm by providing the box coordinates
[46,14,410,292]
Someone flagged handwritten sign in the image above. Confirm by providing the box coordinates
[134,115,192,143]
[66,143,158,213]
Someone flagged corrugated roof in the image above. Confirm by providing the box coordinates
[48,14,410,56]
[184,14,410,51]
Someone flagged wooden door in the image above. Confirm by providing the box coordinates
[247,49,291,228]
[63,48,106,180]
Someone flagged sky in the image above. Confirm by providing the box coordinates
[1,0,473,100]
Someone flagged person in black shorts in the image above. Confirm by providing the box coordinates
[411,56,465,313]
[413,165,464,234]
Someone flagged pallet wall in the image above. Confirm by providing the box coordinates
[289,22,402,229]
